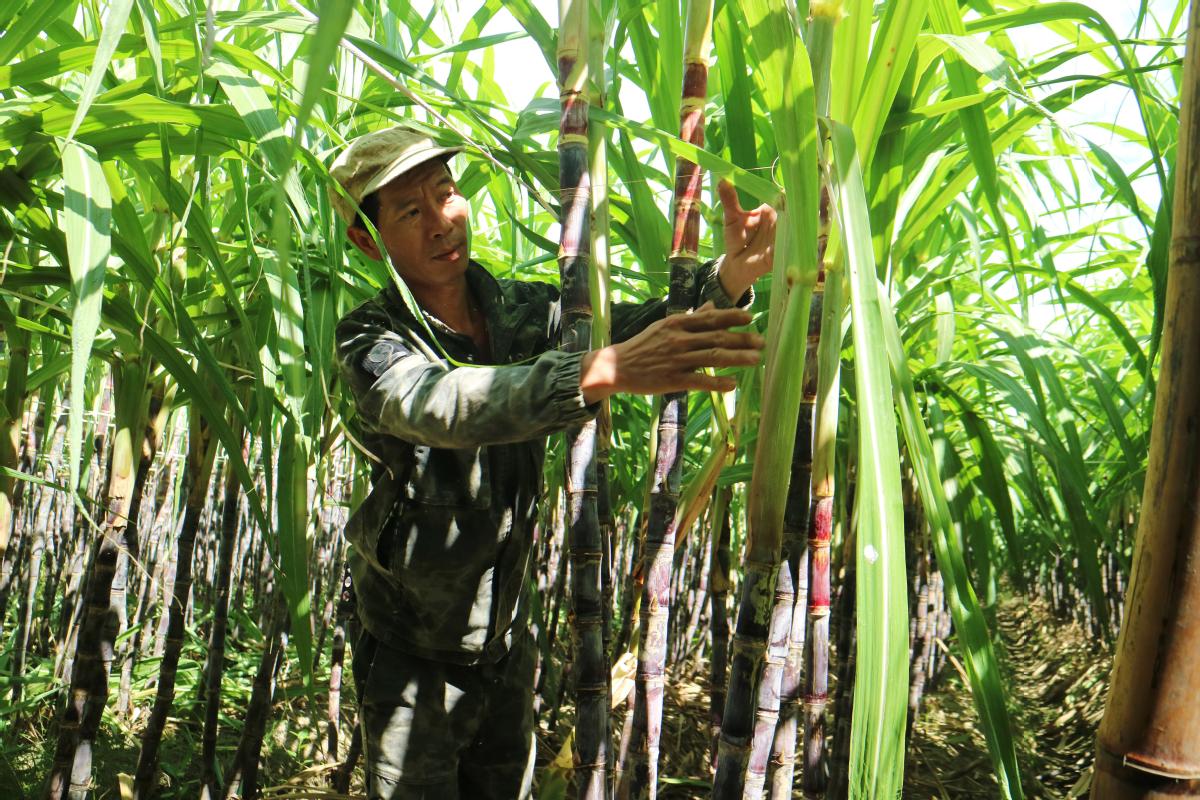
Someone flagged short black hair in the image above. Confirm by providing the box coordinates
[350,191,380,232]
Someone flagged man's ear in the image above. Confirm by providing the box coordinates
[346,225,383,260]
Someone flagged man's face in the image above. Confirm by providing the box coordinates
[349,158,471,289]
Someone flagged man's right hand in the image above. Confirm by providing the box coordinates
[579,304,763,404]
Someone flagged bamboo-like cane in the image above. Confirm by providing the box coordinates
[558,1,608,796]
[47,359,148,800]
[624,3,714,798]
[200,424,249,800]
[588,0,615,670]
[799,8,843,796]
[131,413,216,799]
[711,4,831,796]
[765,273,823,798]
[223,589,289,800]
[1091,2,1200,796]
[800,259,845,799]
[708,486,734,763]
[0,298,29,573]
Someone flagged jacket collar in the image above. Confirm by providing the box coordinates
[386,261,527,363]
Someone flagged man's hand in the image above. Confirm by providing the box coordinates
[716,179,778,301]
[580,305,762,404]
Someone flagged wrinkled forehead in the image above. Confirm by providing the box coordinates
[379,158,452,204]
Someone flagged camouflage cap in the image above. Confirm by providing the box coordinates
[329,124,464,225]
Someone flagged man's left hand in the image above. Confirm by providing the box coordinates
[716,179,778,302]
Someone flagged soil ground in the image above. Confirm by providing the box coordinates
[577,593,1112,799]
[902,595,1111,799]
[3,594,1110,798]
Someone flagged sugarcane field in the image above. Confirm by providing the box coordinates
[2,0,1199,797]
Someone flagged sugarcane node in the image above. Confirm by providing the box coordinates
[730,637,767,657]
[1096,743,1200,785]
[576,681,608,692]
[717,733,752,751]
[570,551,604,566]
[1171,234,1200,264]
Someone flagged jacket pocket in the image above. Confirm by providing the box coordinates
[344,476,403,577]
[404,444,492,509]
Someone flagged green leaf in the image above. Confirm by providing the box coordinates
[0,0,75,65]
[61,139,110,496]
[880,306,1025,799]
[277,416,314,690]
[65,0,136,142]
[827,120,908,800]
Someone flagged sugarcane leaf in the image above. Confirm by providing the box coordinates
[827,120,908,800]
[132,0,164,89]
[61,140,110,497]
[850,0,928,165]
[290,0,354,145]
[277,416,314,690]
[207,60,311,226]
[0,95,253,151]
[879,298,1024,798]
[65,0,136,143]
[712,0,758,205]
[927,0,1018,266]
[0,0,75,66]
[0,467,68,493]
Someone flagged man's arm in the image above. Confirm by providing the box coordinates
[337,301,596,449]
[580,305,763,404]
[338,298,763,447]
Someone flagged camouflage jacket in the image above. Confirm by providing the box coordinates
[335,260,746,664]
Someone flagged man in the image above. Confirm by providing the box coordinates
[330,124,776,799]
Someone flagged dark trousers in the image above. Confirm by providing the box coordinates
[351,629,536,799]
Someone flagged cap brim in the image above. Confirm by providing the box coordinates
[360,144,465,199]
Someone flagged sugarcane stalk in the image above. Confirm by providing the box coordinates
[708,486,733,765]
[798,260,845,799]
[622,4,714,797]
[47,358,149,800]
[589,1,615,668]
[713,216,814,798]
[118,434,177,716]
[765,282,821,797]
[745,459,806,799]
[223,588,289,800]
[11,487,47,706]
[0,299,30,586]
[826,517,857,800]
[794,8,843,797]
[765,179,835,800]
[132,411,217,799]
[1091,7,1200,792]
[558,0,608,794]
[200,427,248,800]
[680,522,713,667]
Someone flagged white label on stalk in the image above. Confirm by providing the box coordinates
[864,544,879,564]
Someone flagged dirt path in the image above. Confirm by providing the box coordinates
[904,595,1112,799]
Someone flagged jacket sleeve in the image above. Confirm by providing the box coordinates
[336,301,596,449]
[609,256,754,343]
